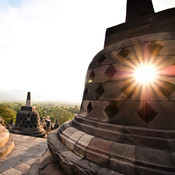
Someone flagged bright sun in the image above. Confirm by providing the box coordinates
[133,64,157,85]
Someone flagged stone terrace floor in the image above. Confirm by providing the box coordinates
[0,133,47,175]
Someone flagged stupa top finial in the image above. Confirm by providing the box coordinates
[26,92,31,107]
[126,0,155,22]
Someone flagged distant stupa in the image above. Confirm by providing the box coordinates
[27,0,175,174]
[10,92,45,137]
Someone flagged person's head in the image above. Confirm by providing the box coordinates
[47,116,50,120]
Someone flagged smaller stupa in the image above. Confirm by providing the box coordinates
[10,92,45,137]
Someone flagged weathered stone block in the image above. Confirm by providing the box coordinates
[110,142,135,161]
[74,134,94,158]
[85,137,113,166]
[60,127,77,145]
[135,146,175,170]
[66,131,84,151]
[109,158,135,175]
[91,127,121,142]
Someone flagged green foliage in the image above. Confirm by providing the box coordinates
[0,104,16,124]
[67,105,80,114]
[0,102,80,126]
[50,106,74,125]
[34,104,54,121]
[33,103,79,125]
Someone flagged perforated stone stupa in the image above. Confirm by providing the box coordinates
[33,0,175,174]
[10,92,45,137]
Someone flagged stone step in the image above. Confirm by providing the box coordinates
[72,116,175,151]
[59,125,175,175]
[48,130,124,175]
[0,134,14,159]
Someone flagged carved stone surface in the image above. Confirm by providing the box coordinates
[0,125,14,159]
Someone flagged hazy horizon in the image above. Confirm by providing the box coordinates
[0,88,81,104]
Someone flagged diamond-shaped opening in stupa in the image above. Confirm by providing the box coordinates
[87,102,93,113]
[118,48,130,58]
[105,102,119,119]
[96,84,105,99]
[105,65,117,79]
[147,42,163,55]
[138,103,157,123]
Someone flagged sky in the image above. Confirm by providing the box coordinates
[0,0,175,103]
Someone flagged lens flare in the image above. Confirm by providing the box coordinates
[133,64,157,85]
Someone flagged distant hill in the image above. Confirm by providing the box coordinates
[0,89,80,106]
[0,89,27,102]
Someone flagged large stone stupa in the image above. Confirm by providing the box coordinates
[10,92,45,137]
[28,0,175,175]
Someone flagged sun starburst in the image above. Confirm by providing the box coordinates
[133,63,158,85]
[117,41,175,102]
